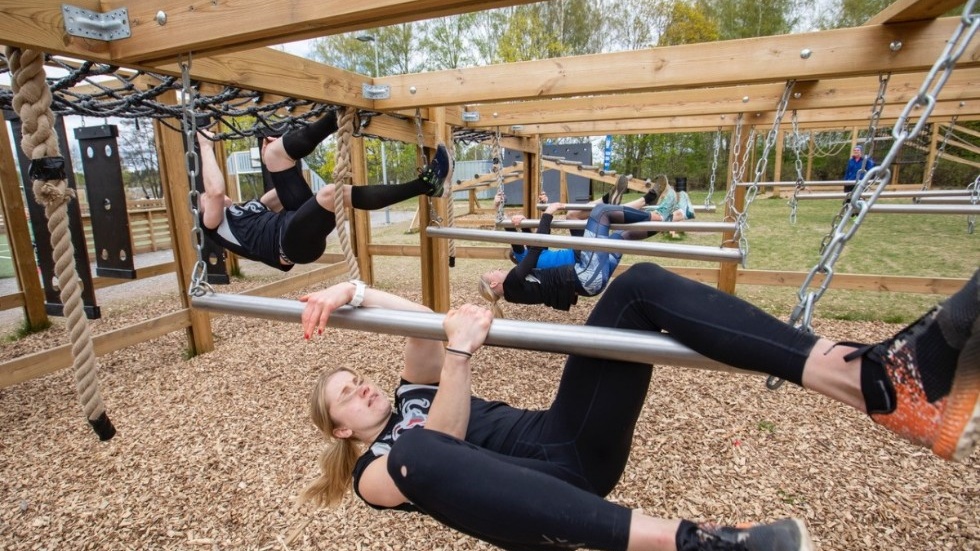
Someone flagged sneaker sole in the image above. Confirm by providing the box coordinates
[936,319,980,461]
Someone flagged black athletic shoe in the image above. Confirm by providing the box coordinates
[420,143,452,197]
[684,519,813,551]
[609,175,629,205]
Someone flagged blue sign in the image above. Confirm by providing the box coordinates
[603,135,612,170]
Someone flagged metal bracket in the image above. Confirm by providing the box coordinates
[361,83,391,100]
[62,4,131,41]
[461,111,480,122]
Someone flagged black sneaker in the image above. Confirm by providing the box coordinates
[681,519,813,551]
[859,268,979,461]
[420,143,452,197]
[609,175,629,205]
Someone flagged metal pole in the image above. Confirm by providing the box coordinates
[426,226,744,263]
[191,293,744,374]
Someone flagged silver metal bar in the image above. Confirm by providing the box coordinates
[737,180,854,187]
[796,189,975,200]
[916,196,976,204]
[868,203,980,214]
[498,219,737,233]
[535,203,717,212]
[426,227,743,262]
[191,293,742,373]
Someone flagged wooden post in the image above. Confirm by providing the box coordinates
[153,90,214,354]
[0,114,47,328]
[418,108,450,313]
[351,136,374,283]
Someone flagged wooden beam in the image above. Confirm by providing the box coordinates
[0,310,191,389]
[374,18,979,109]
[107,0,540,64]
[866,0,966,25]
[462,70,980,127]
[509,99,980,137]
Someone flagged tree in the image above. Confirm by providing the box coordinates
[696,0,801,40]
[815,0,892,29]
[116,118,161,199]
[659,1,719,46]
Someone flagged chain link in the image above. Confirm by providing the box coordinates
[705,128,721,207]
[967,173,979,234]
[920,115,957,196]
[180,56,214,297]
[788,110,806,224]
[725,81,795,261]
[491,128,507,224]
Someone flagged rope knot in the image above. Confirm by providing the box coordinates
[32,179,75,208]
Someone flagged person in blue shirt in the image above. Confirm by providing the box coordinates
[843,145,875,204]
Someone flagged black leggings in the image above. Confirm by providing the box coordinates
[272,168,335,264]
[386,263,820,551]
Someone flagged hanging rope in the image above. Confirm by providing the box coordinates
[6,46,115,440]
[444,139,458,267]
[331,107,361,280]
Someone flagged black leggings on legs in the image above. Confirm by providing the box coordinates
[387,263,820,551]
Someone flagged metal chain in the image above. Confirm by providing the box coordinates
[778,1,980,372]
[788,110,806,224]
[415,109,441,226]
[705,127,721,207]
[492,128,507,224]
[818,73,891,256]
[921,115,958,194]
[180,56,213,297]
[723,114,745,211]
[726,81,796,261]
[967,173,979,234]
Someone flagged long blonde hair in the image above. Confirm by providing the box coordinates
[300,367,362,508]
[477,275,504,318]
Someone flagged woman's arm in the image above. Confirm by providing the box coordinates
[356,456,408,508]
[196,131,230,230]
[423,304,492,439]
[300,282,444,384]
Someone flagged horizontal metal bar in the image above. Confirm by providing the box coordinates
[868,203,980,214]
[498,219,737,233]
[915,196,977,204]
[738,180,854,187]
[191,293,742,373]
[796,189,975,200]
[426,227,743,262]
[535,203,717,212]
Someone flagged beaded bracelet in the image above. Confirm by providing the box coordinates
[445,347,473,359]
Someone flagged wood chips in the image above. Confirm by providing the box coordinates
[0,257,977,550]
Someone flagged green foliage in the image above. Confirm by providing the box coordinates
[5,318,51,342]
[816,0,892,29]
[659,1,719,46]
[498,6,562,62]
[696,0,800,39]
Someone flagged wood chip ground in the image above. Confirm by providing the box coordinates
[0,257,976,550]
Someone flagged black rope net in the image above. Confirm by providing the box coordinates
[0,54,514,146]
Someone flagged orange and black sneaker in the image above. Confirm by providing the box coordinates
[677,518,813,551]
[852,268,979,461]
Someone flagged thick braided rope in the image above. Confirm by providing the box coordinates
[330,107,360,279]
[443,141,457,259]
[7,47,113,439]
